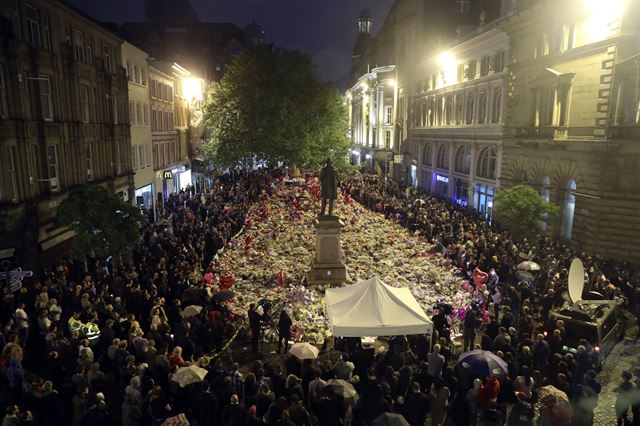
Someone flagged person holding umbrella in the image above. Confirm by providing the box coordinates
[277,308,292,354]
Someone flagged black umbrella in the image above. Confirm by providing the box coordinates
[211,289,234,303]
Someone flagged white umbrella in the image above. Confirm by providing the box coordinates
[170,365,208,388]
[517,261,540,271]
[181,305,203,318]
[289,342,319,359]
[161,413,190,426]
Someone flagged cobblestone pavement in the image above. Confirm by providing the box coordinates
[594,325,640,425]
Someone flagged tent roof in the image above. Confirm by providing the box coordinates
[325,276,432,337]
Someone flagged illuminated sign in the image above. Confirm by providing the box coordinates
[436,174,449,183]
[156,170,173,180]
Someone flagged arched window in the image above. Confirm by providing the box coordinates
[454,145,471,174]
[541,176,551,230]
[561,179,576,240]
[491,88,502,123]
[422,144,433,167]
[465,94,475,124]
[476,147,497,179]
[436,144,450,170]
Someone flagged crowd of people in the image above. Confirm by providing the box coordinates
[0,168,639,426]
[343,173,640,425]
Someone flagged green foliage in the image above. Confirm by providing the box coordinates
[57,185,143,260]
[203,45,350,169]
[493,184,559,240]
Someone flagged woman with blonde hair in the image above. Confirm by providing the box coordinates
[168,346,185,367]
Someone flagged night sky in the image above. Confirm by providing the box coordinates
[66,0,394,89]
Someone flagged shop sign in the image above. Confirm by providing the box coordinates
[436,174,449,183]
[156,171,173,180]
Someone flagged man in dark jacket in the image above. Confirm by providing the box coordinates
[192,381,220,426]
[248,304,262,354]
[277,309,292,354]
[463,308,480,352]
[221,394,248,426]
[403,382,430,426]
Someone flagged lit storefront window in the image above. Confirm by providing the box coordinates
[474,183,495,220]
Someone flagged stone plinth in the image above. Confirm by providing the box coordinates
[306,215,349,286]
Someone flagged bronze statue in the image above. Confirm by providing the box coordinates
[319,158,338,216]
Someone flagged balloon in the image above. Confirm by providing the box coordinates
[481,310,490,322]
[277,271,286,286]
[472,268,488,287]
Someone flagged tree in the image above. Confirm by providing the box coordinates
[203,45,350,170]
[493,184,559,240]
[57,186,143,259]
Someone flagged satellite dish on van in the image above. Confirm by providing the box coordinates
[568,258,585,303]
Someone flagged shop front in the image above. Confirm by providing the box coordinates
[360,148,375,173]
[349,148,361,165]
[454,178,470,207]
[158,164,192,200]
[434,173,449,199]
[421,169,432,192]
[135,184,154,214]
[473,183,495,220]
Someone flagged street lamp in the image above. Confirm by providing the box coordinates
[183,77,204,103]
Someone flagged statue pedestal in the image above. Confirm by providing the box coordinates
[306,216,349,286]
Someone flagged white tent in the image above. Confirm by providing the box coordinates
[325,276,433,337]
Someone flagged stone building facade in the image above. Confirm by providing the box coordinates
[121,41,154,218]
[406,25,509,220]
[497,0,640,261]
[357,0,640,262]
[347,0,503,181]
[0,0,131,268]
